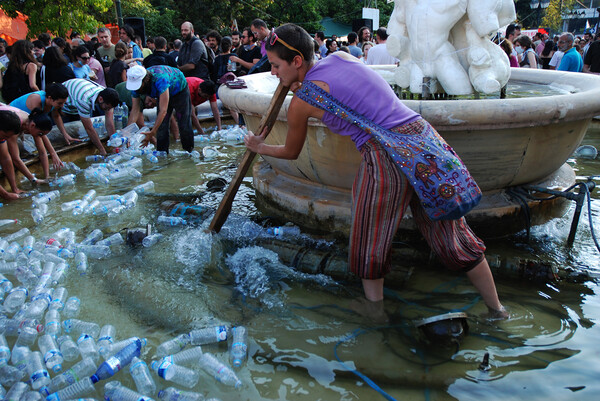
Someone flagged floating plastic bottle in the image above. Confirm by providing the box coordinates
[32,191,60,206]
[156,334,190,358]
[49,288,68,312]
[104,380,155,401]
[0,219,18,228]
[60,200,81,212]
[46,376,95,401]
[62,297,80,318]
[157,216,187,227]
[38,334,64,373]
[162,346,203,366]
[266,226,301,237]
[96,233,124,247]
[75,253,88,275]
[142,233,163,248]
[90,337,144,383]
[71,244,110,259]
[76,334,99,362]
[193,135,210,143]
[229,326,248,368]
[27,351,51,390]
[0,362,25,386]
[146,153,159,163]
[4,382,29,401]
[198,353,242,388]
[97,324,115,351]
[32,209,45,225]
[0,333,10,365]
[129,357,156,396]
[46,357,97,394]
[150,359,199,388]
[107,137,128,148]
[157,387,205,401]
[63,319,100,338]
[49,174,76,188]
[99,337,145,359]
[3,286,29,313]
[22,390,44,401]
[56,335,79,362]
[86,155,105,162]
[44,309,61,338]
[188,325,228,345]
[81,229,104,246]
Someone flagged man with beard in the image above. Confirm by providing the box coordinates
[178,21,210,80]
[229,27,262,75]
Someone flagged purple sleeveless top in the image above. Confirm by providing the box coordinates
[303,54,420,150]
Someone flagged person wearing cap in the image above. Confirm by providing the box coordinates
[126,64,194,153]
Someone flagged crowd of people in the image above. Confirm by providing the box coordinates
[0,19,599,203]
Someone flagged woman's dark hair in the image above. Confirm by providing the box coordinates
[515,35,533,50]
[541,39,555,57]
[29,108,52,132]
[46,83,68,100]
[120,25,135,41]
[0,110,22,134]
[73,45,90,59]
[52,37,73,61]
[220,37,232,53]
[114,42,128,59]
[326,39,335,51]
[7,40,36,73]
[265,23,314,63]
[43,47,68,68]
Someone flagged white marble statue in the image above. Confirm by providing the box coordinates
[387,0,516,95]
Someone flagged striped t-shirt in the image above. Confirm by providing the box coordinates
[62,79,104,118]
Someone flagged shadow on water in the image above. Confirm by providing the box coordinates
[1,127,599,400]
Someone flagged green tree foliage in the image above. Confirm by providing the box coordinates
[542,0,576,31]
[0,0,112,38]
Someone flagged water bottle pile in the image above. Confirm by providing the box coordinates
[204,125,247,144]
[0,261,249,400]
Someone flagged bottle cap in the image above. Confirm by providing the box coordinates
[53,364,62,373]
[90,374,99,383]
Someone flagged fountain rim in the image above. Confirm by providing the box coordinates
[220,67,600,130]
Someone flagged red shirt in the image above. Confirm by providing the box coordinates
[186,77,217,106]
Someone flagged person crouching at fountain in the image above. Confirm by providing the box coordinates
[243,23,508,320]
[0,110,22,200]
[0,105,62,193]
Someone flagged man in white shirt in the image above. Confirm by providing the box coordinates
[366,27,398,65]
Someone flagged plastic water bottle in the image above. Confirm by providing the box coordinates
[189,325,228,345]
[49,174,76,188]
[56,335,79,362]
[190,150,201,159]
[142,233,163,248]
[146,153,159,163]
[121,103,129,127]
[107,137,128,147]
[60,200,80,212]
[90,337,144,383]
[156,334,190,358]
[27,351,50,390]
[104,380,155,401]
[0,333,10,365]
[129,357,156,396]
[266,226,301,237]
[63,319,100,338]
[71,244,110,259]
[193,135,210,143]
[113,104,123,131]
[4,382,29,401]
[150,359,199,388]
[85,155,105,162]
[81,229,103,245]
[97,324,115,350]
[44,310,61,338]
[96,233,124,247]
[62,297,80,318]
[157,216,187,226]
[3,286,28,313]
[198,353,242,388]
[227,58,237,72]
[33,191,60,206]
[10,345,31,372]
[75,253,88,275]
[38,334,64,373]
[49,288,68,311]
[32,209,45,225]
[46,376,95,401]
[0,219,18,228]
[46,357,97,394]
[163,346,203,366]
[0,362,25,386]
[76,334,99,362]
[157,387,205,401]
[22,390,44,401]
[229,326,248,368]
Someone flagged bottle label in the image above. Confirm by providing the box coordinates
[157,359,172,378]
[43,349,62,364]
[31,369,50,382]
[98,335,114,344]
[105,355,122,372]
[216,326,228,341]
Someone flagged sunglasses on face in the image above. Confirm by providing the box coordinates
[268,32,304,60]
[80,56,90,60]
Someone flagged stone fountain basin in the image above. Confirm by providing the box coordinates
[219,68,600,234]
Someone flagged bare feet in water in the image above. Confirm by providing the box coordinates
[349,297,389,325]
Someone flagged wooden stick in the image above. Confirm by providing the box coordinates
[208,83,290,233]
